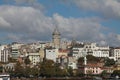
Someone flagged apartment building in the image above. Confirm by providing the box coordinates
[0,45,9,62]
[45,48,58,62]
[11,43,23,59]
[111,47,120,61]
[72,42,109,59]
[28,52,40,65]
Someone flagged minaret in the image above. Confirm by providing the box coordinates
[83,50,87,65]
[84,56,87,65]
[52,27,61,49]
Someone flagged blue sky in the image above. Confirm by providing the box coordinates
[0,0,120,46]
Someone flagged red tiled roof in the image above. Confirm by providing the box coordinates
[59,49,69,53]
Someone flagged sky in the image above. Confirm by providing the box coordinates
[0,0,120,46]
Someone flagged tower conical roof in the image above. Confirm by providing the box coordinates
[53,27,60,35]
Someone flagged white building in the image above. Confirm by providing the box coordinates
[29,42,46,50]
[45,48,58,62]
[111,47,120,61]
[28,53,40,65]
[72,47,86,59]
[68,62,77,69]
[3,63,15,71]
[68,57,77,69]
[0,74,10,80]
[0,45,9,62]
[11,43,23,59]
[93,46,109,58]
[84,63,103,75]
[72,42,109,59]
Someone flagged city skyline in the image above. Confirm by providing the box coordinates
[0,0,120,46]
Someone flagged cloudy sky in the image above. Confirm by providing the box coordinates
[0,0,120,46]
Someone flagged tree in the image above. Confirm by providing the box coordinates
[104,58,115,66]
[0,66,3,73]
[86,55,99,62]
[40,59,56,77]
[8,57,17,63]
[76,70,84,77]
[23,66,31,77]
[111,70,120,77]
[101,70,108,78]
[24,56,31,65]
[40,59,68,77]
[78,55,99,64]
[54,63,64,77]
[20,66,40,78]
[29,67,39,77]
[78,57,84,63]
[67,67,73,76]
[14,62,24,77]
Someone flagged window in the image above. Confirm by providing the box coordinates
[89,46,91,48]
[96,70,98,73]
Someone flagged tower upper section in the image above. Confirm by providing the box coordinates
[52,27,60,35]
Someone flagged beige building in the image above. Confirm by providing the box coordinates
[39,48,45,62]
[57,49,68,57]
[28,52,40,65]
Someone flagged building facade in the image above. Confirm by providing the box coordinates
[111,47,120,61]
[11,43,23,59]
[28,53,40,65]
[0,45,9,63]
[45,48,58,62]
[72,42,109,59]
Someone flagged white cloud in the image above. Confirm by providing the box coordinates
[0,5,53,42]
[4,0,44,10]
[53,13,104,41]
[0,5,119,46]
[0,17,11,27]
[106,33,120,47]
[14,0,37,4]
[117,35,120,41]
[65,0,120,19]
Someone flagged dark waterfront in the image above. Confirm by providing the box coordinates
[10,77,117,80]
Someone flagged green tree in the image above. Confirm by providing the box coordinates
[8,57,17,63]
[111,70,120,77]
[76,70,84,77]
[40,59,68,77]
[86,55,99,62]
[78,55,99,64]
[22,66,40,77]
[40,59,55,77]
[78,57,84,63]
[0,66,3,73]
[67,67,73,76]
[23,66,31,77]
[14,62,24,77]
[101,70,108,77]
[24,56,31,65]
[104,58,115,66]
[30,67,39,77]
[55,63,63,77]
